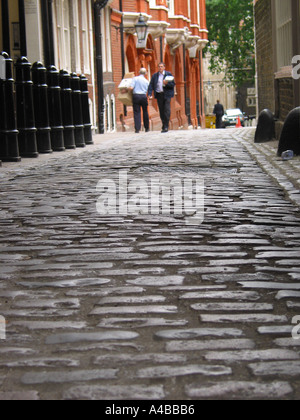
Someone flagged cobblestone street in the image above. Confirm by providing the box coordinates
[0,127,300,400]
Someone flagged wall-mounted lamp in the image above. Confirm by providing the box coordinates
[135,14,148,48]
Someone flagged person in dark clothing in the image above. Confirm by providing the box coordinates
[148,63,175,133]
[213,100,225,129]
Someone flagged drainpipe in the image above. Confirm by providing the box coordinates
[1,0,10,56]
[160,36,163,63]
[198,50,203,126]
[183,44,188,123]
[41,0,55,67]
[119,0,125,79]
[18,0,27,57]
[94,0,110,134]
[119,0,127,117]
[47,0,55,65]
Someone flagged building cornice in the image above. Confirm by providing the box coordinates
[122,12,152,35]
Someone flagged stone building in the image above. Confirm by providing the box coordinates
[203,53,236,116]
[0,0,97,129]
[254,0,300,138]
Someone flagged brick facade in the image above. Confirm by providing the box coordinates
[102,0,208,132]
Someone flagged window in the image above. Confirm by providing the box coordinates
[55,0,71,71]
[72,1,81,73]
[104,94,116,132]
[167,0,175,16]
[275,0,293,70]
[81,0,90,73]
[100,7,112,72]
[197,0,201,26]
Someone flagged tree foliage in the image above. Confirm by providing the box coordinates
[205,0,255,87]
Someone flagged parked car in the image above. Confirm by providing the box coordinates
[222,108,245,127]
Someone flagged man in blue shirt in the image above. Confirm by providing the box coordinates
[129,68,150,133]
[148,63,175,133]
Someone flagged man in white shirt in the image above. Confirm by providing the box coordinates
[129,68,150,133]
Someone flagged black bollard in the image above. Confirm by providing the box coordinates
[15,56,38,158]
[254,109,275,143]
[80,75,93,145]
[32,62,52,154]
[47,65,65,152]
[0,52,21,162]
[59,70,76,149]
[71,73,85,148]
[277,107,300,156]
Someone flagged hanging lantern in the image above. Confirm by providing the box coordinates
[135,14,148,47]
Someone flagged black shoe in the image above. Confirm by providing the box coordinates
[135,130,140,133]
[161,128,168,133]
[145,129,150,132]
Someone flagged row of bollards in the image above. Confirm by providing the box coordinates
[0,52,93,163]
[255,106,300,157]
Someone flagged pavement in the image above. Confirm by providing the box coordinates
[0,127,300,401]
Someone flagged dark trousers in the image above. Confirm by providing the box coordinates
[216,114,223,129]
[133,94,149,132]
[156,93,171,130]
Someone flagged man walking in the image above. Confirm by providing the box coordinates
[129,68,150,133]
[213,100,225,129]
[148,63,175,133]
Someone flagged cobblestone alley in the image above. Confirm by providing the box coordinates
[0,127,300,400]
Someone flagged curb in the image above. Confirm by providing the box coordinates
[235,128,300,208]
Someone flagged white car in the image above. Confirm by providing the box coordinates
[222,108,245,127]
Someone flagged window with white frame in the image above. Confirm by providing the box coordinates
[104,94,116,132]
[81,0,90,73]
[72,1,81,73]
[167,0,175,16]
[55,0,71,72]
[100,7,112,72]
[275,0,293,70]
[197,0,201,26]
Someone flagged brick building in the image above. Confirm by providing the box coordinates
[99,0,208,132]
[254,0,300,138]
